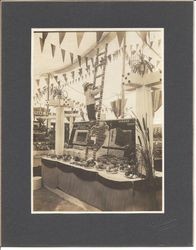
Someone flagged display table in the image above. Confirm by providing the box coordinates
[41,157,162,211]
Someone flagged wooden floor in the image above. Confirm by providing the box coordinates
[33,187,100,212]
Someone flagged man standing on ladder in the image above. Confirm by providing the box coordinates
[83,82,101,121]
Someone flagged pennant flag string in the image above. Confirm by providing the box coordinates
[78,68,82,76]
[76,32,85,48]
[61,49,66,62]
[54,75,58,83]
[70,52,74,64]
[116,32,125,47]
[42,32,48,42]
[85,57,88,67]
[71,71,75,79]
[96,32,104,43]
[59,32,66,45]
[51,44,56,58]
[78,55,82,67]
[91,58,94,67]
[63,73,67,82]
[39,38,44,53]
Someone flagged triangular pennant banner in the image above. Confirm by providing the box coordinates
[39,38,44,52]
[96,32,104,42]
[86,65,90,72]
[137,31,148,44]
[63,74,67,82]
[91,58,94,67]
[51,44,56,58]
[59,32,66,44]
[70,53,74,64]
[54,75,58,82]
[76,32,85,48]
[71,71,75,79]
[108,54,112,62]
[36,79,40,86]
[116,32,125,47]
[78,68,82,76]
[42,32,48,42]
[148,57,152,61]
[78,55,82,67]
[85,57,88,67]
[61,49,66,62]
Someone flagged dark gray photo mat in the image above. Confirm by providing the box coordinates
[2,1,193,247]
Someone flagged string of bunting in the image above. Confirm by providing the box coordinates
[37,31,162,88]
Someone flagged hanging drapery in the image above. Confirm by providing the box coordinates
[110,98,127,118]
[136,86,153,148]
[152,89,162,115]
[156,60,160,67]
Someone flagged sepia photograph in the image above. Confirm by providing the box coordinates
[32,28,163,213]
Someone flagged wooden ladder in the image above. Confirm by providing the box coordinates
[85,43,108,160]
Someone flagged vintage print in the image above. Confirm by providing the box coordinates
[32,29,163,213]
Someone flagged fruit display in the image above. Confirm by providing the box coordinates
[62,154,72,162]
[96,162,106,171]
[45,152,139,179]
[85,158,97,168]
[50,154,56,159]
[106,164,118,174]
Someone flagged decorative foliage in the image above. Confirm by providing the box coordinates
[132,52,154,76]
[132,112,154,182]
[52,83,67,100]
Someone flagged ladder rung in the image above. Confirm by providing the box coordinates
[98,51,105,57]
[96,74,104,78]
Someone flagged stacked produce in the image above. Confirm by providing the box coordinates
[46,153,139,178]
